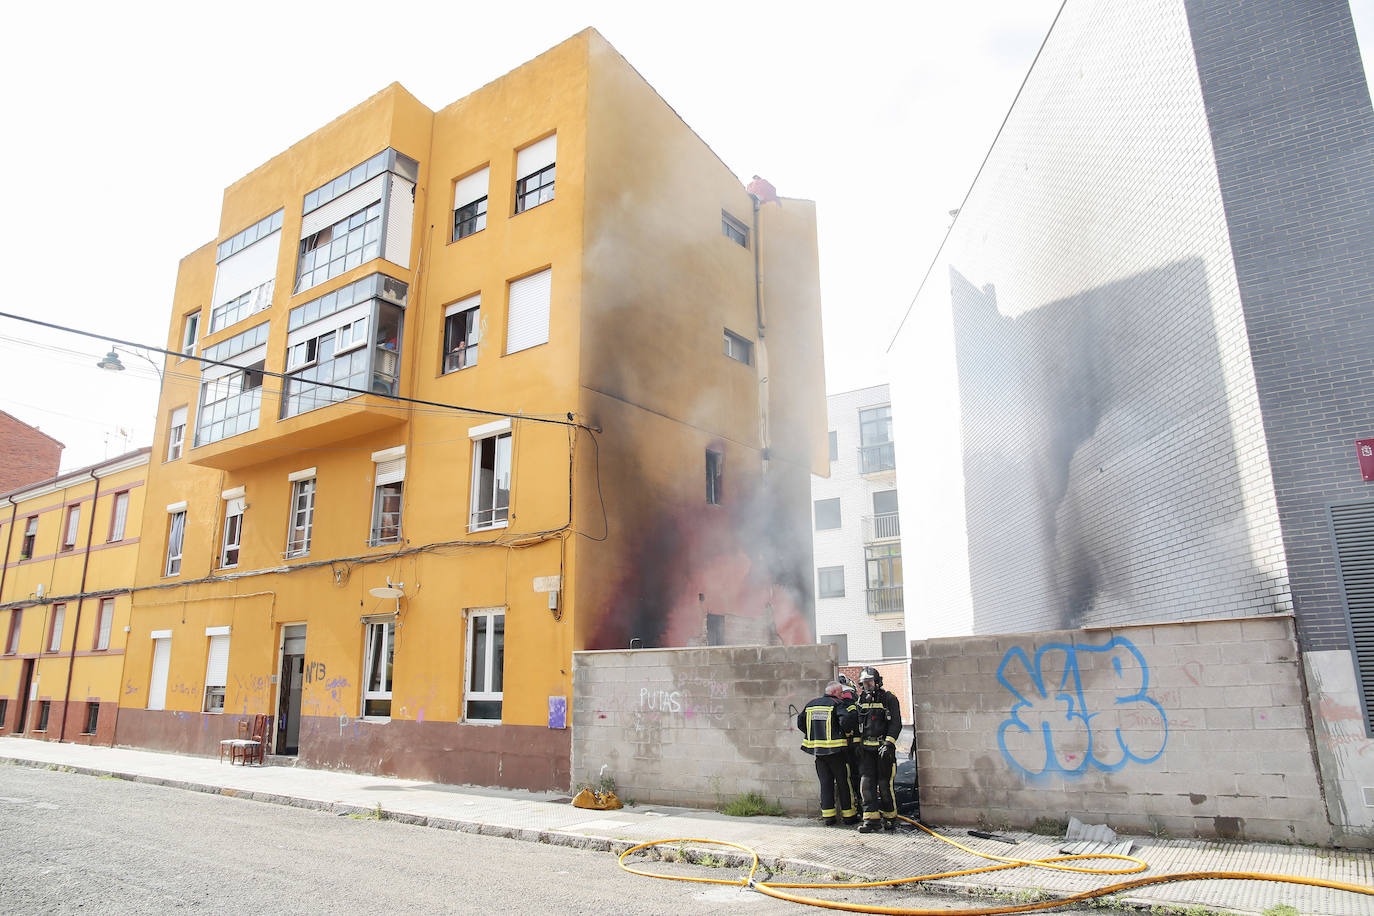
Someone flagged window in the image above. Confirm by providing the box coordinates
[108,492,129,542]
[20,516,37,560]
[443,295,480,373]
[165,509,186,577]
[369,450,405,546]
[881,629,908,659]
[865,543,903,614]
[362,619,395,718]
[47,604,64,653]
[36,701,50,732]
[286,475,316,558]
[828,431,838,462]
[465,609,504,721]
[195,358,265,447]
[470,428,511,531]
[5,610,20,654]
[83,703,99,735]
[211,211,282,334]
[871,489,901,540]
[167,406,187,461]
[62,505,81,551]
[453,167,489,240]
[93,598,113,651]
[819,634,849,666]
[723,329,753,365]
[706,450,723,505]
[295,201,382,293]
[220,494,244,568]
[859,405,896,473]
[182,311,200,357]
[506,268,551,355]
[148,635,171,711]
[0,699,7,730]
[210,283,273,334]
[814,498,841,530]
[280,280,406,418]
[514,134,556,214]
[204,633,230,713]
[721,211,749,247]
[818,566,845,598]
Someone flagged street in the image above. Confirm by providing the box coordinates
[0,765,1108,914]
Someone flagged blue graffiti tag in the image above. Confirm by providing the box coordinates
[996,636,1167,778]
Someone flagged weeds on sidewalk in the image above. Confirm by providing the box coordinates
[346,803,385,821]
[720,790,784,817]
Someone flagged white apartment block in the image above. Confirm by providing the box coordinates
[811,384,905,668]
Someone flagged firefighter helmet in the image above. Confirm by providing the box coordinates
[859,667,882,689]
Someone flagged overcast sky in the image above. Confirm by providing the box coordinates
[1,1,1369,472]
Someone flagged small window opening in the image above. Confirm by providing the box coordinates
[706,450,723,505]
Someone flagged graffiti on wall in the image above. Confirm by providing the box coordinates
[996,636,1167,777]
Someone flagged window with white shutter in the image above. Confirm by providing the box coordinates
[204,633,230,712]
[506,269,551,355]
[148,636,171,711]
[453,167,489,240]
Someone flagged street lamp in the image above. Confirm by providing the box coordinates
[96,344,163,381]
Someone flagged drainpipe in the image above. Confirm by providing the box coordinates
[57,469,100,742]
[751,196,772,473]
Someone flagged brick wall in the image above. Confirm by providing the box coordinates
[571,644,836,813]
[911,617,1339,844]
[1184,0,1374,652]
[0,412,63,493]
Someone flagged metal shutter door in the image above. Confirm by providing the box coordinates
[301,174,386,238]
[205,635,230,688]
[148,638,171,711]
[506,269,551,355]
[1333,500,1374,734]
[211,232,281,307]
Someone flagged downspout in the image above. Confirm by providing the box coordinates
[58,469,100,742]
[751,196,772,474]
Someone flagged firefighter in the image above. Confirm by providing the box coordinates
[855,666,903,833]
[837,673,864,818]
[796,681,859,825]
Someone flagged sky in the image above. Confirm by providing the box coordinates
[0,0,1368,473]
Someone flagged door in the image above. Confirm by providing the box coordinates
[276,625,305,755]
[147,638,171,710]
[15,659,34,734]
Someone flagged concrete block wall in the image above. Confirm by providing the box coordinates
[911,617,1341,844]
[571,644,836,813]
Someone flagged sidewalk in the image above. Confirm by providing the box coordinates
[1,737,1370,915]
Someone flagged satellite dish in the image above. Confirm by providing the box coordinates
[369,577,405,599]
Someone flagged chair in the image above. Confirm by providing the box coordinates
[242,714,271,766]
[219,718,254,764]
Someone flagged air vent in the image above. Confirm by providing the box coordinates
[1363,786,1374,808]
[1331,501,1374,737]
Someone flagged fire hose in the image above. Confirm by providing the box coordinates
[618,815,1374,914]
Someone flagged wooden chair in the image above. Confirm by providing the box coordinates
[220,718,253,764]
[242,714,271,766]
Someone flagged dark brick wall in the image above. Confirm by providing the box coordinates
[0,412,62,493]
[1185,0,1374,651]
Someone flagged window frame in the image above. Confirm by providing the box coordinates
[442,297,480,374]
[814,497,842,531]
[514,162,555,214]
[723,329,753,365]
[165,510,186,577]
[828,431,838,462]
[370,481,404,546]
[46,604,65,653]
[817,566,846,599]
[93,598,113,651]
[5,610,21,654]
[108,491,129,542]
[203,633,230,714]
[167,406,187,461]
[361,618,395,720]
[82,702,99,735]
[721,211,749,247]
[62,504,81,551]
[182,311,201,357]
[220,504,243,569]
[880,629,908,660]
[706,449,723,506]
[20,516,37,560]
[464,608,505,723]
[469,430,512,532]
[286,477,316,558]
[453,195,488,240]
[819,633,849,666]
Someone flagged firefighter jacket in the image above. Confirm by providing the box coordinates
[797,695,857,756]
[857,687,903,749]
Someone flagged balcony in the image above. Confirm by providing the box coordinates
[862,512,901,543]
[866,586,904,615]
[859,442,896,474]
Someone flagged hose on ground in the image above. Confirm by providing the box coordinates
[617,815,1374,914]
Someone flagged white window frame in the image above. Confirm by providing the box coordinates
[165,507,186,577]
[442,295,480,373]
[62,505,81,550]
[203,631,230,713]
[220,492,244,569]
[167,406,187,461]
[724,328,753,365]
[182,312,201,357]
[469,422,512,532]
[369,448,405,546]
[464,607,504,723]
[361,617,395,720]
[48,604,65,653]
[286,473,316,558]
[453,166,490,241]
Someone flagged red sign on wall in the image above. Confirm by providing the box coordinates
[1359,439,1374,482]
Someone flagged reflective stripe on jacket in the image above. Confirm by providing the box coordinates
[858,688,903,747]
[797,696,851,755]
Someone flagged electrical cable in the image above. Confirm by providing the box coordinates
[618,817,1374,914]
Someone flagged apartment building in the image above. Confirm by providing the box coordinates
[0,411,64,492]
[114,29,825,790]
[0,449,149,744]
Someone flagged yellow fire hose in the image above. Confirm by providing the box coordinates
[618,816,1374,914]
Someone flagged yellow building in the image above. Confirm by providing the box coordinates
[117,29,825,789]
[0,449,150,744]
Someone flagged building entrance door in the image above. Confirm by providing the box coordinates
[276,625,306,755]
[15,659,34,733]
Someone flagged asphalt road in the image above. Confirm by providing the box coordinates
[0,764,1102,914]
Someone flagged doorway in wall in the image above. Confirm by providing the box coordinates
[276,625,305,755]
[15,659,34,733]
